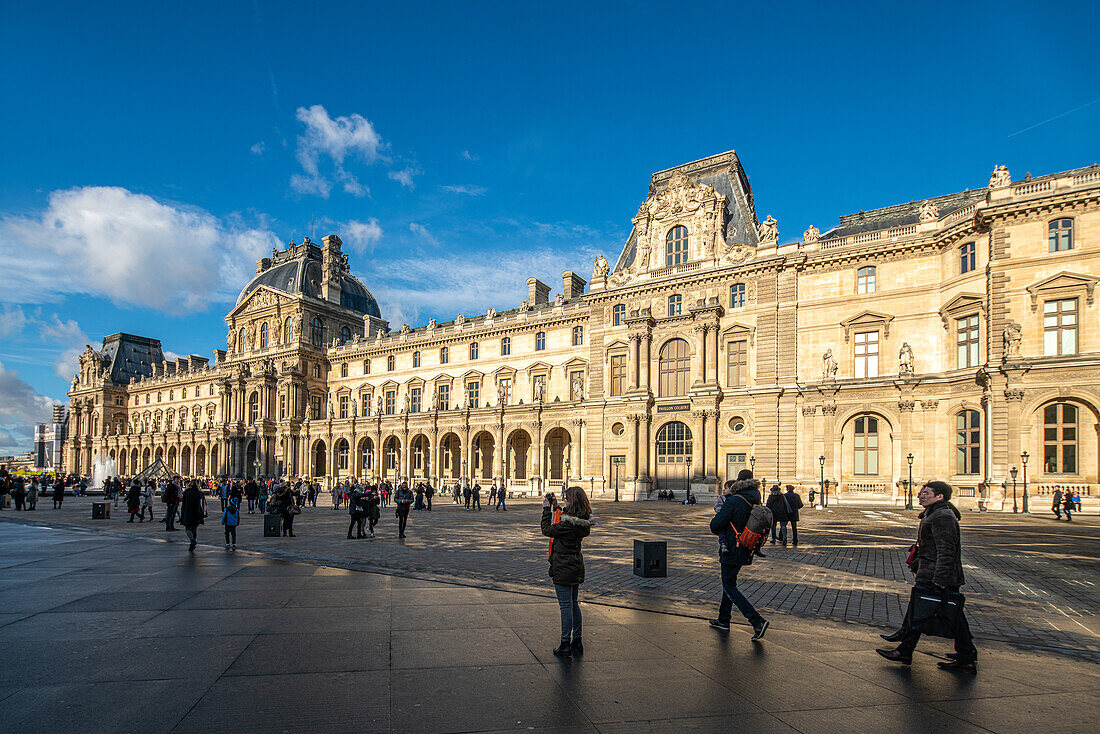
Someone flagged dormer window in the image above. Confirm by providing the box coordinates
[666,225,689,266]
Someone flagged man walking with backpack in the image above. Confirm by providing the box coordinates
[709,470,770,640]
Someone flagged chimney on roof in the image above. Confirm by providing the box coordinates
[561,271,587,301]
[526,277,550,306]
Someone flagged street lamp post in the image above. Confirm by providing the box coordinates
[906,453,914,510]
[750,455,756,476]
[1010,466,1018,514]
[253,458,261,481]
[1021,451,1030,514]
[818,455,825,509]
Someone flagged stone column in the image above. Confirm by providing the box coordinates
[898,400,916,503]
[643,333,653,392]
[628,335,640,390]
[692,325,707,384]
[691,410,706,480]
[710,323,720,386]
[496,421,505,482]
[571,418,585,481]
[708,410,720,480]
[626,414,640,481]
[533,420,543,484]
[641,413,652,481]
[429,428,438,483]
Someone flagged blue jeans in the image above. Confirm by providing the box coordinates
[554,584,582,642]
[717,563,762,625]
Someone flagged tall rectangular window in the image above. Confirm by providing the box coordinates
[666,225,688,266]
[956,410,981,474]
[387,355,395,371]
[437,384,450,410]
[668,294,682,317]
[363,359,371,375]
[857,266,876,294]
[726,340,748,387]
[854,416,879,475]
[957,315,979,368]
[468,381,480,409]
[610,354,625,397]
[960,242,976,274]
[1048,219,1073,252]
[310,395,321,420]
[440,346,449,364]
[730,283,746,308]
[339,395,348,419]
[500,337,511,356]
[1044,403,1078,473]
[572,326,584,346]
[412,351,421,368]
[469,342,479,360]
[385,390,396,415]
[854,331,879,378]
[410,387,421,413]
[1044,299,1077,356]
[361,395,371,416]
[535,332,546,351]
[613,304,625,326]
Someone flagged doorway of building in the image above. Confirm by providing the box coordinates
[655,420,692,496]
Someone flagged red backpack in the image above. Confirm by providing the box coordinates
[729,495,773,556]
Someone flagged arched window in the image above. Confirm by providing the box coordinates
[857,266,876,294]
[501,337,511,356]
[1044,403,1078,473]
[854,416,879,475]
[440,346,449,364]
[730,283,746,308]
[956,410,981,475]
[535,332,546,351]
[336,439,349,471]
[310,317,324,347]
[413,351,421,368]
[668,294,682,317]
[248,392,259,425]
[387,355,395,371]
[666,225,689,266]
[259,322,269,349]
[340,326,351,344]
[340,363,348,378]
[658,338,690,396]
[283,316,293,343]
[470,342,479,360]
[572,326,584,346]
[237,328,245,352]
[1048,218,1073,252]
[612,304,625,326]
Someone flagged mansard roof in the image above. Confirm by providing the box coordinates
[100,333,163,384]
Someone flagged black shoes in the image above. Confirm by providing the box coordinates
[875,648,912,665]
[570,639,583,655]
[188,540,196,552]
[751,619,769,640]
[709,619,730,632]
[937,659,977,674]
[553,642,571,657]
[880,629,905,643]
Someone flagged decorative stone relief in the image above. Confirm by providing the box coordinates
[898,400,916,412]
[592,254,609,279]
[802,225,820,245]
[1002,321,1022,361]
[919,200,939,222]
[757,215,778,246]
[989,165,1011,189]
[716,241,754,266]
[629,170,727,273]
[822,348,838,380]
[898,342,915,375]
[1004,389,1025,402]
[920,400,939,411]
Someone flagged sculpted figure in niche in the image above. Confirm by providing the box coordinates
[497,381,508,405]
[1002,321,1023,360]
[376,395,383,415]
[403,393,410,413]
[898,342,915,375]
[635,236,652,272]
[350,399,357,416]
[533,378,544,403]
[431,390,439,411]
[758,215,778,245]
[822,348,838,380]
[571,373,584,401]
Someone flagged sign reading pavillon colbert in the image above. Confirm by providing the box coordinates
[63,151,1100,508]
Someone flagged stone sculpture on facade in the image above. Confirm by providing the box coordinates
[1003,320,1023,360]
[899,342,915,375]
[989,165,1011,189]
[758,215,778,245]
[497,381,508,406]
[919,200,939,222]
[533,378,544,403]
[403,393,410,413]
[802,225,820,245]
[592,254,609,279]
[571,373,584,401]
[822,348,838,380]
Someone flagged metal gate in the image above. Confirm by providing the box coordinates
[655,421,692,495]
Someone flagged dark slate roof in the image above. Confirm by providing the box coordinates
[614,151,759,273]
[100,333,163,384]
[821,189,985,239]
[236,251,382,319]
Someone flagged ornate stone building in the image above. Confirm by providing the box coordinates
[65,152,1100,507]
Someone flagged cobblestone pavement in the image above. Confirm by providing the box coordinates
[3,495,1098,659]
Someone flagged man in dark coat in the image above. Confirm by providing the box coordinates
[1051,488,1063,519]
[126,481,142,522]
[52,477,65,509]
[709,470,769,640]
[162,479,180,530]
[783,485,803,546]
[179,481,205,552]
[765,485,789,546]
[877,480,977,673]
[395,482,414,538]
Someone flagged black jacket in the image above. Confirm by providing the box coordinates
[541,507,591,585]
[913,500,965,588]
[765,489,789,522]
[784,490,803,522]
[709,479,761,566]
[179,486,205,526]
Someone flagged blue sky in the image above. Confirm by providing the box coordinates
[1,0,1098,453]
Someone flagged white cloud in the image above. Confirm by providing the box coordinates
[0,359,60,454]
[0,305,27,338]
[342,219,384,254]
[440,184,487,196]
[38,314,91,380]
[291,104,386,198]
[460,150,479,161]
[250,141,266,156]
[0,186,279,313]
[408,222,439,246]
[387,166,418,190]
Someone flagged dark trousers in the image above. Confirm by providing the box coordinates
[716,562,762,625]
[426,496,432,511]
[788,520,798,545]
[282,512,294,535]
[247,499,255,513]
[164,505,177,529]
[224,526,237,544]
[472,496,480,509]
[897,585,977,662]
[554,584,582,642]
[397,507,409,535]
[368,515,377,534]
[348,515,364,537]
[497,495,506,511]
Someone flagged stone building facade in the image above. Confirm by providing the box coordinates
[65,152,1100,507]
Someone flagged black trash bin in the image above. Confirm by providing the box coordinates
[92,502,110,519]
[263,513,282,537]
[633,539,667,578]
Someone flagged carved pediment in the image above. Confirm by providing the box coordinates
[492,365,517,377]
[228,286,289,318]
[525,361,553,375]
[938,293,985,330]
[630,172,728,274]
[461,369,485,380]
[840,311,894,342]
[563,357,589,370]
[1026,271,1097,311]
[720,322,756,346]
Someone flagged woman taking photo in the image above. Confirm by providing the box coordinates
[540,486,592,658]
